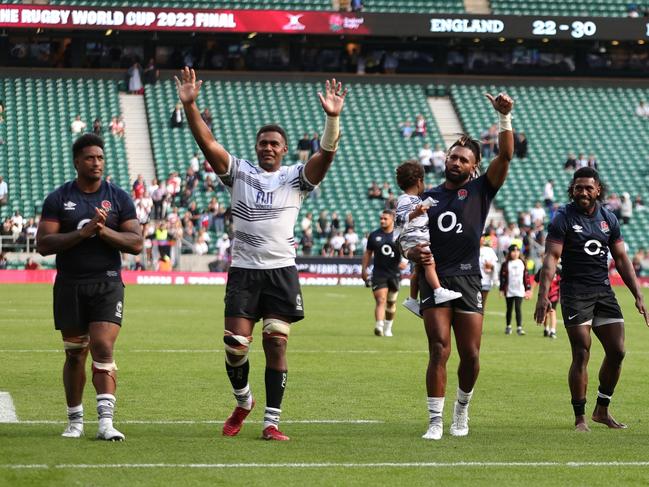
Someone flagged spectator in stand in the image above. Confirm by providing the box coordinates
[193,230,209,255]
[132,174,146,199]
[135,197,151,225]
[635,100,649,118]
[632,251,643,276]
[481,124,498,158]
[0,175,8,207]
[189,152,201,174]
[514,131,528,159]
[166,171,181,200]
[143,58,159,85]
[431,144,446,175]
[10,210,24,241]
[151,179,167,220]
[109,116,124,137]
[321,237,334,257]
[605,193,622,219]
[381,181,392,200]
[179,187,194,209]
[70,115,87,135]
[155,220,171,258]
[24,257,40,270]
[203,159,218,192]
[216,233,231,261]
[300,228,314,256]
[399,120,414,138]
[170,103,184,128]
[576,153,588,169]
[418,143,434,174]
[0,251,7,270]
[301,211,313,234]
[330,211,340,234]
[351,0,363,11]
[0,100,4,123]
[564,152,577,172]
[201,108,213,132]
[92,118,102,136]
[296,133,311,163]
[184,167,199,195]
[628,4,640,17]
[343,212,355,232]
[127,60,143,94]
[316,210,330,238]
[413,114,426,137]
[367,181,382,199]
[310,132,320,156]
[587,153,598,170]
[330,231,345,256]
[24,217,38,244]
[620,192,633,224]
[213,206,226,235]
[530,201,546,225]
[635,195,646,211]
[543,178,554,213]
[344,226,359,256]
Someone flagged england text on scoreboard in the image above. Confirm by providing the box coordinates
[0,5,647,41]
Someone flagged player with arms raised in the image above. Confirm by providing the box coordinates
[409,93,514,440]
[37,134,143,441]
[535,167,647,431]
[176,67,347,440]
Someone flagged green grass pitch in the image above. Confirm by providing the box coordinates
[2,284,649,486]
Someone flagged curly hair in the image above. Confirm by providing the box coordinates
[568,167,606,202]
[448,134,482,178]
[395,160,424,191]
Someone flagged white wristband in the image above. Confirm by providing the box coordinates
[498,112,512,133]
[320,115,340,152]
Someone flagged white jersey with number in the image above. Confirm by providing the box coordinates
[219,154,316,269]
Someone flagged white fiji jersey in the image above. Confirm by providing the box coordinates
[219,154,316,269]
[479,246,498,288]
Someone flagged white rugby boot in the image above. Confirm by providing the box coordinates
[422,418,443,440]
[449,401,469,437]
[61,422,84,438]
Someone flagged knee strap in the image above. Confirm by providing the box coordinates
[63,335,89,352]
[386,302,397,314]
[387,290,399,302]
[262,319,290,341]
[224,331,252,367]
[92,361,117,386]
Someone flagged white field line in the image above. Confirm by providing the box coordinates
[3,462,649,470]
[16,419,381,425]
[0,392,18,423]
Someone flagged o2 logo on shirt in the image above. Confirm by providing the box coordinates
[380,244,395,258]
[437,211,463,234]
[583,239,606,257]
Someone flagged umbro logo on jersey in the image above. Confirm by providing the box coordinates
[63,201,77,211]
[572,224,583,233]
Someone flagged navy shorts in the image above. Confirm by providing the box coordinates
[560,288,623,327]
[53,280,124,331]
[420,274,482,314]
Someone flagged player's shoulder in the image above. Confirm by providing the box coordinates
[597,203,618,223]
[45,180,74,200]
[230,154,257,172]
[105,180,130,198]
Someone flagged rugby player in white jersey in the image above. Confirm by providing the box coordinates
[176,67,347,441]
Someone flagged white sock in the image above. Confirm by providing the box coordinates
[233,384,253,410]
[263,407,281,430]
[456,388,473,407]
[375,320,384,330]
[427,397,445,424]
[384,320,393,329]
[97,394,116,429]
[67,404,83,425]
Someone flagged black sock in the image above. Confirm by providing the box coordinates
[571,398,586,417]
[596,387,614,407]
[265,368,287,409]
[226,359,249,390]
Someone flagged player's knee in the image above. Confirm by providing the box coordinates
[92,361,117,379]
[608,347,626,365]
[262,319,290,342]
[572,347,590,365]
[63,335,89,360]
[224,331,252,367]
[429,341,450,363]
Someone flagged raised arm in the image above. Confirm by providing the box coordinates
[485,92,514,190]
[175,67,230,175]
[534,240,562,325]
[303,78,348,186]
[610,240,648,325]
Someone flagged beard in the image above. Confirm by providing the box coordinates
[445,168,470,185]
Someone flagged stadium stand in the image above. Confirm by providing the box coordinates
[144,79,445,251]
[490,0,632,17]
[39,0,466,13]
[0,78,129,221]
[449,83,649,253]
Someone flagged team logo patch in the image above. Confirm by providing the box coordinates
[296,294,303,311]
[600,221,610,233]
[457,189,468,201]
[101,200,112,211]
[115,301,123,318]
